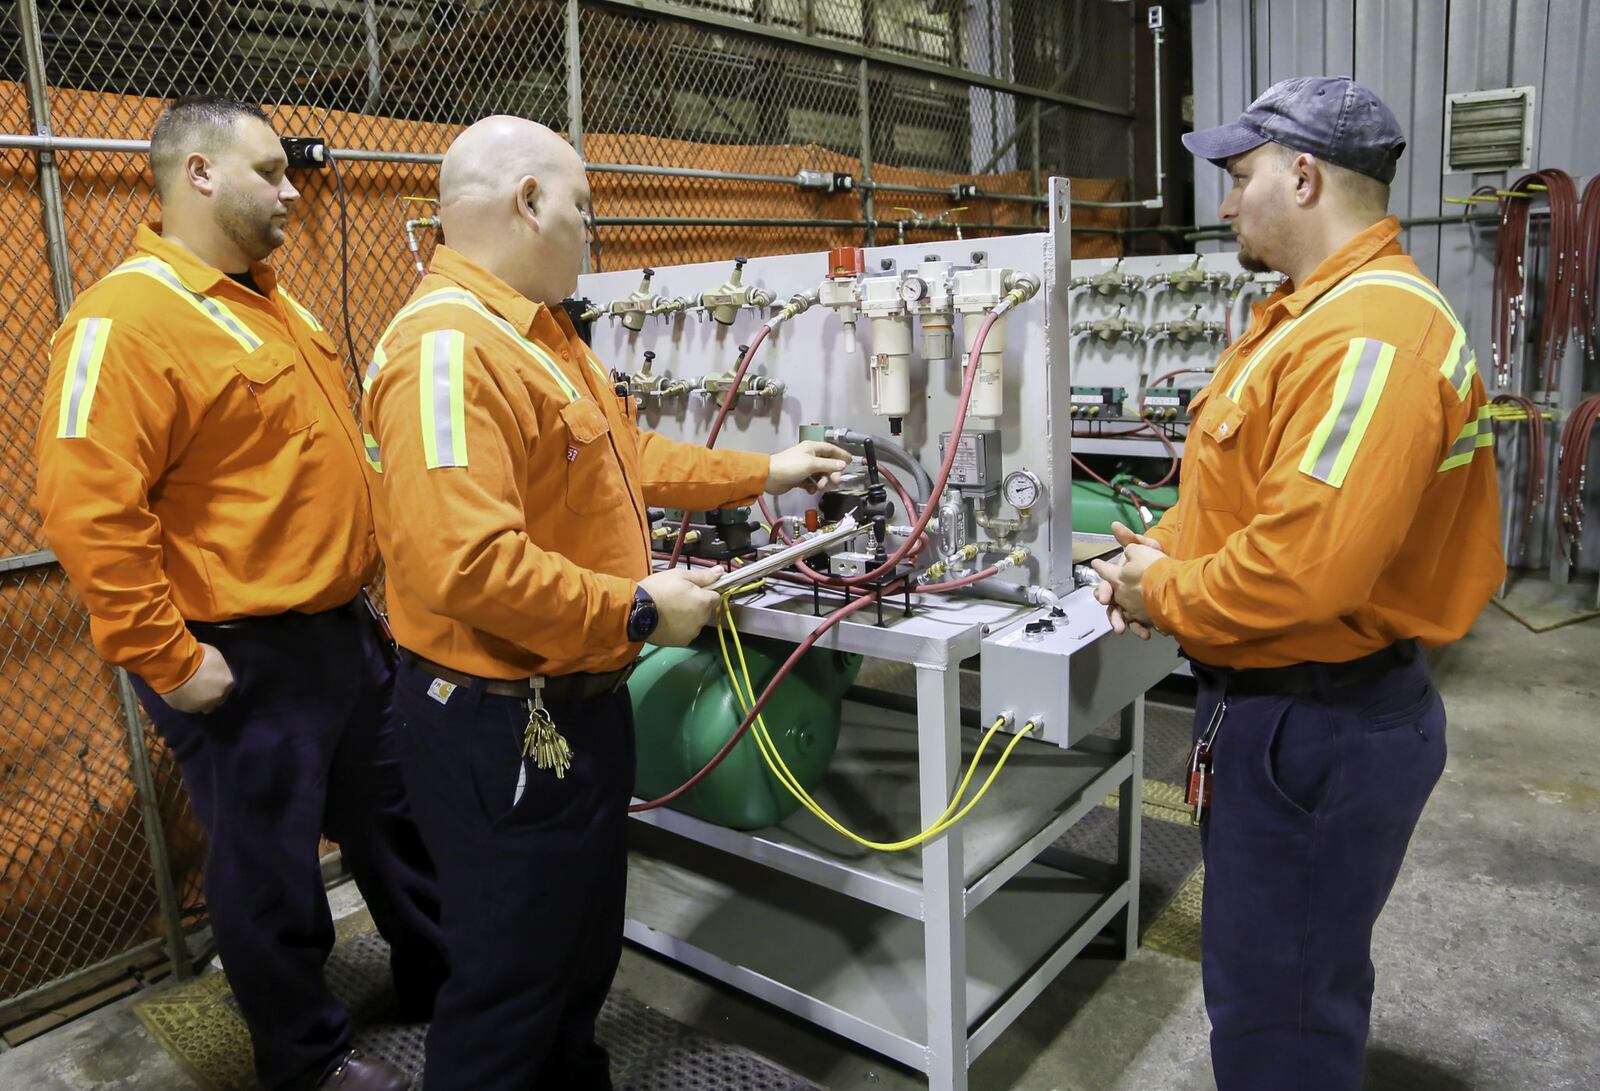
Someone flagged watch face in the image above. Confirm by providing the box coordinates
[630,596,659,640]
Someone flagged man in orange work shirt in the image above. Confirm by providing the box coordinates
[361,114,851,1091]
[34,97,441,1091]
[1094,78,1503,1091]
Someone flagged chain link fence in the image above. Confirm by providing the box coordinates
[0,0,1142,1034]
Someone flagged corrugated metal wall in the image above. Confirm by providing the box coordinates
[1189,0,1600,577]
[1190,0,1600,356]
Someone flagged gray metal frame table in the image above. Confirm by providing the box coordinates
[625,581,1162,1091]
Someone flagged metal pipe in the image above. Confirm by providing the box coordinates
[566,0,588,274]
[118,668,193,982]
[17,0,74,322]
[0,548,57,573]
[361,0,383,114]
[566,0,585,161]
[590,215,1042,232]
[0,134,1050,205]
[1183,211,1516,242]
[1150,21,1165,211]
[858,58,875,246]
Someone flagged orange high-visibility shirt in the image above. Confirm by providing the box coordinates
[35,224,379,693]
[1144,217,1505,668]
[362,246,771,680]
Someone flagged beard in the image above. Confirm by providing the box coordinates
[1235,239,1271,274]
[216,189,285,262]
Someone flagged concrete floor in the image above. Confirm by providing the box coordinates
[3,603,1596,1090]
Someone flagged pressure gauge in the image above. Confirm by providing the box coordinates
[898,275,928,303]
[1003,469,1043,511]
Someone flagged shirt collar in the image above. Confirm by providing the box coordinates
[1277,215,1403,316]
[134,222,279,297]
[426,245,545,337]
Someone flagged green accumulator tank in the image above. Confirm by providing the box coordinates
[1070,477,1178,535]
[630,634,862,830]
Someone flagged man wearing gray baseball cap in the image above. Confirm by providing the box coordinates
[1093,77,1503,1091]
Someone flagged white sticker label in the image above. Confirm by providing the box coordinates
[427,678,457,705]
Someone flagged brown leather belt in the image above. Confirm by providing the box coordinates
[406,653,639,702]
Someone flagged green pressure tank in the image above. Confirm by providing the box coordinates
[1070,477,1179,536]
[630,634,862,830]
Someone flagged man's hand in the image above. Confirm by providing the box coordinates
[1091,521,1165,640]
[161,644,236,713]
[638,566,726,647]
[766,441,852,495]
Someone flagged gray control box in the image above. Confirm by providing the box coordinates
[938,429,1001,494]
[979,587,1179,747]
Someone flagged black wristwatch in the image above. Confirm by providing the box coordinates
[626,586,660,643]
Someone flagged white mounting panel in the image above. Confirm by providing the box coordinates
[1068,252,1249,400]
[579,226,1076,593]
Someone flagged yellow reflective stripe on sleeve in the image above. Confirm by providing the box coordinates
[382,288,580,402]
[1438,407,1494,472]
[419,329,468,469]
[362,430,383,473]
[277,288,324,333]
[363,343,387,393]
[1298,338,1397,488]
[56,317,113,439]
[103,258,263,353]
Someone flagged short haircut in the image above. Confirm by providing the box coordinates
[148,95,273,200]
[1268,142,1390,215]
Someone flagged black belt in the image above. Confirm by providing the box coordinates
[405,653,638,702]
[1187,640,1418,697]
[191,599,363,632]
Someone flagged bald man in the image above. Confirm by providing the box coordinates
[36,95,443,1091]
[359,116,849,1090]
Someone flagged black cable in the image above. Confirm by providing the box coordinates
[325,147,363,399]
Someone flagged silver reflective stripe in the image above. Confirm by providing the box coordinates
[1443,336,1472,389]
[63,318,103,436]
[1307,339,1389,484]
[1439,410,1494,471]
[430,330,459,467]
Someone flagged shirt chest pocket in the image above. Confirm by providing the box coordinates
[231,345,319,435]
[559,398,630,516]
[1188,391,1247,514]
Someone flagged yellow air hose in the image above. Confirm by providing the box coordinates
[714,591,1035,851]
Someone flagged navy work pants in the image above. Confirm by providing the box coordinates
[133,604,446,1090]
[1192,644,1447,1091]
[393,657,633,1091]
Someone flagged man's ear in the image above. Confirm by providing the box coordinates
[185,152,216,198]
[1293,153,1321,208]
[516,175,540,231]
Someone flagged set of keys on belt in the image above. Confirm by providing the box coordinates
[1186,700,1227,825]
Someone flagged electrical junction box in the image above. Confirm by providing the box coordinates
[1140,386,1194,422]
[1069,386,1126,420]
[938,429,1001,494]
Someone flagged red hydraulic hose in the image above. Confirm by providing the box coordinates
[1071,420,1180,488]
[1556,394,1600,563]
[628,581,888,812]
[634,303,1020,813]
[1579,172,1600,363]
[1493,170,1581,391]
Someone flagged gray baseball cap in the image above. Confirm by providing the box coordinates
[1182,76,1406,183]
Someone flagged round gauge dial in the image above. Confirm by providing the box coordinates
[1003,469,1043,511]
[898,275,928,303]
